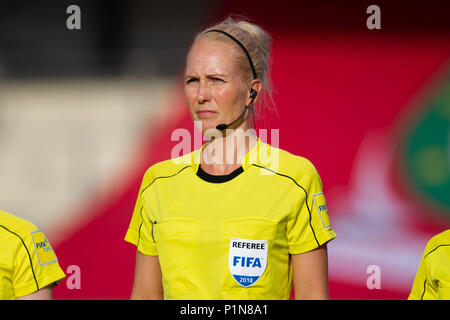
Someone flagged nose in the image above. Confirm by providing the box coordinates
[196,80,211,104]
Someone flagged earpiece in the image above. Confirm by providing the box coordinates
[250,89,257,101]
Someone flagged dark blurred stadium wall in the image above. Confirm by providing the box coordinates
[0,0,220,78]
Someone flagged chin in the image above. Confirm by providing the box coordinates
[193,119,216,131]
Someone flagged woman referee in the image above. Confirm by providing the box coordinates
[125,17,337,300]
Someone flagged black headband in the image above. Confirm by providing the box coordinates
[204,29,257,80]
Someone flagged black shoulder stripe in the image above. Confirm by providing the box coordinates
[424,244,450,259]
[140,165,192,197]
[137,165,192,245]
[251,164,320,247]
[421,279,427,300]
[0,225,39,292]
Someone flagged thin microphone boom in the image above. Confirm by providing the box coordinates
[216,106,249,131]
[215,89,257,131]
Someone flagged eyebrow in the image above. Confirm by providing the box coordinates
[184,73,228,79]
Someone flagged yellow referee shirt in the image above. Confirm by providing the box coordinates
[125,137,337,299]
[409,229,450,300]
[0,210,65,299]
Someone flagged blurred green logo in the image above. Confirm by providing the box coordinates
[402,73,450,215]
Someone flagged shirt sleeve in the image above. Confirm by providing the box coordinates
[124,168,158,256]
[287,160,337,254]
[408,253,429,300]
[409,237,441,300]
[12,229,66,298]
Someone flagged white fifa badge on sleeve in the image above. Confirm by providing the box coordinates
[313,192,331,229]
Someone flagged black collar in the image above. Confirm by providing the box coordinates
[196,165,244,183]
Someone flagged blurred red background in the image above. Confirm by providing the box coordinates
[33,0,449,299]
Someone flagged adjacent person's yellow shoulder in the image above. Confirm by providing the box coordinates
[409,229,450,300]
[0,209,65,299]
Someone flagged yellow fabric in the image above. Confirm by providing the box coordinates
[125,137,337,299]
[409,229,450,300]
[0,210,65,299]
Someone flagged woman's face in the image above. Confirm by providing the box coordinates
[184,39,250,134]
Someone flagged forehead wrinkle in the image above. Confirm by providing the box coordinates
[185,40,239,78]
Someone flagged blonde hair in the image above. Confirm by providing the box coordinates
[191,15,277,121]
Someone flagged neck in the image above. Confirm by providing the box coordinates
[202,129,257,170]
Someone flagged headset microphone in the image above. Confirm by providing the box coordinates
[215,123,229,131]
[215,106,248,131]
[215,89,257,131]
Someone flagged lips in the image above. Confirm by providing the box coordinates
[197,110,217,117]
